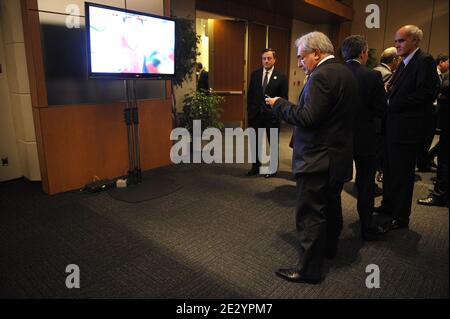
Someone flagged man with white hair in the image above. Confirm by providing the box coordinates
[376,25,439,230]
[265,32,357,283]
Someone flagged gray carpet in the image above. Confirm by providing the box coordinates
[0,125,448,299]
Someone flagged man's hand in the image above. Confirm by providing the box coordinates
[265,96,280,108]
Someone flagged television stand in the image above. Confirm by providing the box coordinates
[124,79,141,184]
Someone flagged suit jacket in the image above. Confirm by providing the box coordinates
[247,68,288,123]
[273,58,358,183]
[438,71,449,131]
[386,49,439,144]
[197,70,209,91]
[345,61,387,156]
[373,63,393,84]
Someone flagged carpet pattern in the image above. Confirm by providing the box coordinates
[0,125,448,298]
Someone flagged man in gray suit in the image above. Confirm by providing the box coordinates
[373,47,401,186]
[374,47,400,85]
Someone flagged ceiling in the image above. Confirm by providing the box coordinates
[195,0,353,24]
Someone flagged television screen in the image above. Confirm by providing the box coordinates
[85,2,175,79]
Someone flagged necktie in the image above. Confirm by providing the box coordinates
[389,61,405,88]
[262,71,269,93]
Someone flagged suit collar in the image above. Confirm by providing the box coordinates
[311,57,336,74]
[380,63,391,71]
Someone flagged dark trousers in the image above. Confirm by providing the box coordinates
[375,134,385,173]
[295,172,343,280]
[382,142,418,223]
[249,114,280,171]
[433,127,448,201]
[354,155,376,229]
[417,113,436,169]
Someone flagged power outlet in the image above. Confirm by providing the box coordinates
[1,157,8,166]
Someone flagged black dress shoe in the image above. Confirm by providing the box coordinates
[275,268,321,284]
[246,167,259,176]
[264,173,277,178]
[384,218,408,231]
[418,194,447,207]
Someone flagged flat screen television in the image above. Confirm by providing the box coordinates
[85,2,175,79]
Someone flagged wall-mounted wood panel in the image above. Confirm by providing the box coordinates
[383,0,433,52]
[39,103,128,194]
[21,1,47,108]
[212,20,246,123]
[248,23,267,75]
[218,94,244,122]
[138,99,173,171]
[428,0,449,57]
[268,27,290,76]
[212,20,246,91]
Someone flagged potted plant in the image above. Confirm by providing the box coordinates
[170,15,200,127]
[180,90,225,134]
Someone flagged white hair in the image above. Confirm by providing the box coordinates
[295,31,334,55]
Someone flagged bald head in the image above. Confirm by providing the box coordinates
[380,47,400,70]
[394,25,423,57]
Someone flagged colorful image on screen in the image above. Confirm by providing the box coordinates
[88,5,175,75]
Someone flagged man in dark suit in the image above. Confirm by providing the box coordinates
[266,32,357,283]
[425,55,449,167]
[377,25,439,230]
[418,56,449,207]
[196,62,209,92]
[247,48,288,177]
[341,35,387,241]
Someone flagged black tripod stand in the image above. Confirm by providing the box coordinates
[124,80,142,184]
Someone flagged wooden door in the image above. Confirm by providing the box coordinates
[248,22,267,75]
[268,27,290,77]
[211,20,246,123]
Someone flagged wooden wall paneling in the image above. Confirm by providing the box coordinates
[32,107,49,192]
[212,20,246,122]
[248,23,267,75]
[22,0,50,192]
[268,27,290,76]
[212,20,246,91]
[39,103,129,194]
[218,94,245,122]
[429,0,449,57]
[138,99,173,170]
[383,0,434,52]
[304,0,353,20]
